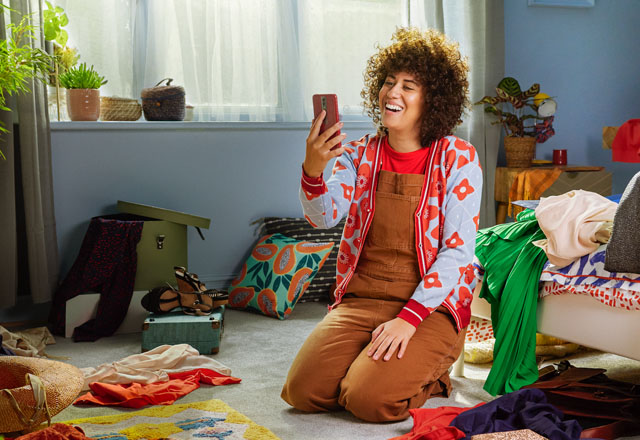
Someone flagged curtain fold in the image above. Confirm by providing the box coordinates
[0,4,20,309]
[410,0,504,228]
[0,0,59,307]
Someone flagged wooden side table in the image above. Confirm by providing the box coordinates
[495,166,613,224]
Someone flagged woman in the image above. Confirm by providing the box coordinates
[281,27,482,422]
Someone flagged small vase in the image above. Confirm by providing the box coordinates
[504,136,536,168]
[47,86,69,121]
[67,89,100,121]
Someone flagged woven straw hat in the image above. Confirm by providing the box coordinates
[0,356,84,433]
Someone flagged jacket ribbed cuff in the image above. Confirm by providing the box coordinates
[301,165,326,195]
[397,299,431,328]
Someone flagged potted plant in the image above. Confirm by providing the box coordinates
[475,77,557,167]
[0,6,54,159]
[58,62,107,121]
[43,1,79,121]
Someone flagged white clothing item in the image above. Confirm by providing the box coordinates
[533,190,617,267]
[0,325,56,357]
[80,343,232,391]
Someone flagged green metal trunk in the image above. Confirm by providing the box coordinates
[117,200,211,291]
[141,307,224,354]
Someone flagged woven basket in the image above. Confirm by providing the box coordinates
[0,356,84,432]
[141,78,185,121]
[504,136,536,168]
[100,96,142,121]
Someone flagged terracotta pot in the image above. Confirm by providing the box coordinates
[66,88,100,121]
[504,136,536,168]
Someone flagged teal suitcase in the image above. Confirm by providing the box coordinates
[141,307,224,354]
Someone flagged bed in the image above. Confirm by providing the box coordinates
[453,206,640,377]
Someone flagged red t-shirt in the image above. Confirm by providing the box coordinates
[301,136,430,190]
[380,135,430,174]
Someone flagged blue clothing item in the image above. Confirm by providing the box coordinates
[606,193,622,203]
[450,389,582,440]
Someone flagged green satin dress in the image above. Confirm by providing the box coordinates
[475,209,548,396]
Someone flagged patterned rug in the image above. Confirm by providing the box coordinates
[60,399,280,439]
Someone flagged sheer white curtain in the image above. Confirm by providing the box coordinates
[139,0,303,121]
[53,0,136,98]
[298,0,404,120]
[410,0,505,227]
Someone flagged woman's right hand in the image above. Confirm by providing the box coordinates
[302,110,347,178]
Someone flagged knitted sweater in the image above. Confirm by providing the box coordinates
[300,134,482,330]
[605,171,640,273]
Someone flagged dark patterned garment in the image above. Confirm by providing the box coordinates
[48,215,144,341]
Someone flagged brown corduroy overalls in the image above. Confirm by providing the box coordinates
[282,170,465,422]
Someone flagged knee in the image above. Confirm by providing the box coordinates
[281,370,339,413]
[339,380,409,422]
[281,371,312,411]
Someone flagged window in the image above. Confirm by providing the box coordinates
[52,0,409,122]
[54,1,495,125]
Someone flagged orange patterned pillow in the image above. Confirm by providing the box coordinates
[228,234,334,319]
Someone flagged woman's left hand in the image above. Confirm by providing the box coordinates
[368,317,416,361]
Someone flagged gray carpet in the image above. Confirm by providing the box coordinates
[48,302,640,440]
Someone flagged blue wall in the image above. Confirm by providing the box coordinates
[505,0,640,193]
[51,122,372,287]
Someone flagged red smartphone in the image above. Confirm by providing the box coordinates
[313,94,341,150]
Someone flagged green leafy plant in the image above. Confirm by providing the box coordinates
[43,1,79,86]
[475,77,556,143]
[58,62,107,89]
[43,0,68,47]
[0,6,54,159]
[48,44,79,85]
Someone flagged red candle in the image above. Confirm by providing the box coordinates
[553,149,567,166]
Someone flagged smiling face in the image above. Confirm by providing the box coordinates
[378,71,425,146]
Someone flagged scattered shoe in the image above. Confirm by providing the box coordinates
[174,266,229,308]
[141,284,229,316]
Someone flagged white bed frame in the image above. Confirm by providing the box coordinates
[452,284,640,377]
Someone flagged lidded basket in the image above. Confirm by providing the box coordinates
[141,78,185,121]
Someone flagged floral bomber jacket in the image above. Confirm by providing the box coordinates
[300,134,483,330]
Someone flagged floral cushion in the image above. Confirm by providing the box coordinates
[228,233,334,319]
[261,217,346,303]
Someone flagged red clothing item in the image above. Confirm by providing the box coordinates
[73,368,241,408]
[389,403,484,440]
[14,424,91,440]
[300,137,431,193]
[300,134,482,330]
[380,136,431,174]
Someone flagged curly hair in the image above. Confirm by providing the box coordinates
[361,27,469,147]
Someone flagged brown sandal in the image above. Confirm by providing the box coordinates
[174,266,229,308]
[142,285,227,316]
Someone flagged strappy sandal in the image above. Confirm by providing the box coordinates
[141,286,181,314]
[174,266,204,292]
[174,266,229,308]
[180,289,229,316]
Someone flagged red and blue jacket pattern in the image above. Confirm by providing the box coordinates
[300,134,482,331]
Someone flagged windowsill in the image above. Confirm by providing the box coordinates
[50,120,375,131]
